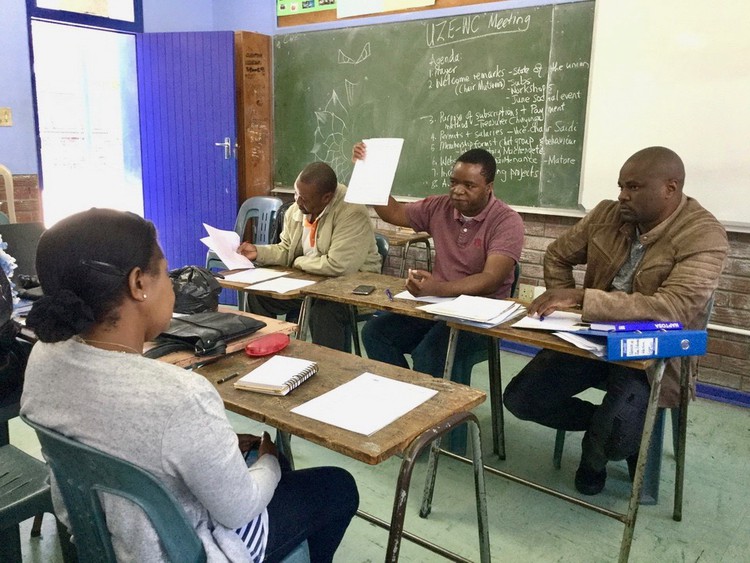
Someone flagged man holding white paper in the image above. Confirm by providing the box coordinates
[238,162,381,352]
[504,147,728,495]
[352,142,524,453]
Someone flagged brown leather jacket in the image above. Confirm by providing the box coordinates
[544,195,728,406]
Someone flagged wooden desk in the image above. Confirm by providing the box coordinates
[196,338,490,563]
[433,317,665,563]
[375,229,432,278]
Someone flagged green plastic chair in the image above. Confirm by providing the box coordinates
[1,396,73,563]
[22,416,206,563]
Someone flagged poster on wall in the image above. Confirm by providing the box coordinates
[338,0,434,19]
[277,0,336,16]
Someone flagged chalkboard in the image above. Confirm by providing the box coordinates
[273,2,594,209]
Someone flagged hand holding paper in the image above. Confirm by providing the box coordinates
[201,223,254,270]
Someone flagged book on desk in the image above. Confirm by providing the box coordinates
[234,355,318,395]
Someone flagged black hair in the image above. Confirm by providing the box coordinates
[298,161,338,195]
[456,148,497,183]
[26,209,163,343]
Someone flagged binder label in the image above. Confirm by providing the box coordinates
[621,337,658,358]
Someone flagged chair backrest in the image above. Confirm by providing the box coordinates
[510,262,521,298]
[235,196,283,246]
[0,212,9,225]
[270,200,295,244]
[22,416,206,563]
[374,233,390,273]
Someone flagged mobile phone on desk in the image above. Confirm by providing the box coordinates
[352,285,376,295]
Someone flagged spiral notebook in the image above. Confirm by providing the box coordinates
[234,355,317,396]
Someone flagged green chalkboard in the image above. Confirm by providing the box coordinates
[274,2,594,209]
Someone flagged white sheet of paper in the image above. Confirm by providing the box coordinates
[511,311,584,332]
[201,224,254,270]
[392,290,454,304]
[346,138,404,205]
[337,0,383,18]
[222,268,289,285]
[248,277,317,294]
[417,295,517,323]
[553,331,606,358]
[291,372,437,436]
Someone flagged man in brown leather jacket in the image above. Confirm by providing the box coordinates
[504,146,728,495]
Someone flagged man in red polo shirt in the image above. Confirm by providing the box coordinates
[352,142,524,453]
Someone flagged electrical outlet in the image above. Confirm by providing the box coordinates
[517,283,535,302]
[0,108,12,127]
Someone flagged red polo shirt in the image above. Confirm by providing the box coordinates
[405,194,524,298]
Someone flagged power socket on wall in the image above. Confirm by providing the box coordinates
[517,283,535,303]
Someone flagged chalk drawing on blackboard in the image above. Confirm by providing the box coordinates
[338,43,371,65]
[312,90,351,178]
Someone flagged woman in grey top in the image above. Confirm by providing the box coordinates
[21,208,358,562]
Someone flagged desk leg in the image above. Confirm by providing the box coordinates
[673,357,690,522]
[296,296,311,341]
[419,328,461,514]
[619,359,666,563]
[487,336,505,459]
[399,241,412,278]
[389,411,490,563]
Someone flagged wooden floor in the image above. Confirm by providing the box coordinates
[14,350,750,562]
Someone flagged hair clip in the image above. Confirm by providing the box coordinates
[80,259,127,277]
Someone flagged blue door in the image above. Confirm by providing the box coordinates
[137,31,237,271]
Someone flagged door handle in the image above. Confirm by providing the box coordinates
[214,137,231,160]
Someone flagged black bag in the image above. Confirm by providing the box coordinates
[169,266,222,314]
[144,311,266,359]
[0,270,31,403]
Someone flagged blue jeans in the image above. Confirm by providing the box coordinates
[361,312,487,454]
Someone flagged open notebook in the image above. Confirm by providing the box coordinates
[234,355,317,396]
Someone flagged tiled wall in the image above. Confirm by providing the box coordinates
[0,174,43,223]
[375,209,750,394]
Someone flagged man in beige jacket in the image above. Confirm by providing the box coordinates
[239,162,381,352]
[504,146,728,495]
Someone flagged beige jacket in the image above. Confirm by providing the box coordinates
[544,196,728,406]
[254,184,382,276]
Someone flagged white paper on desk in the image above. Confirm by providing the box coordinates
[345,138,404,206]
[511,311,584,332]
[553,331,606,358]
[222,268,289,285]
[291,372,437,436]
[201,224,254,270]
[443,303,527,329]
[392,290,454,304]
[249,277,317,294]
[417,295,517,323]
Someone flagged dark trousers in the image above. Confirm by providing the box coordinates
[247,295,352,353]
[361,312,487,454]
[503,349,650,471]
[264,466,359,563]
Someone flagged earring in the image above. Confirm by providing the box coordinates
[143,294,148,299]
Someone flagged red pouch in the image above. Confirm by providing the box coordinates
[245,333,291,357]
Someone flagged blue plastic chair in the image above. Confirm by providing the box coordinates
[206,196,283,272]
[22,416,206,563]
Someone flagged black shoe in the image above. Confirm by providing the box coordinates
[575,464,607,495]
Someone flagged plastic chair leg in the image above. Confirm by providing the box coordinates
[0,525,22,563]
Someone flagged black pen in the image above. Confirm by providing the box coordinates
[217,372,240,384]
[385,288,394,302]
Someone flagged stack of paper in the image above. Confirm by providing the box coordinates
[511,311,584,332]
[248,277,317,294]
[417,295,521,325]
[553,331,607,358]
[291,372,437,436]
